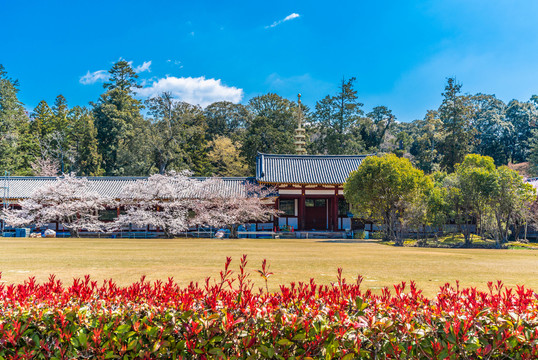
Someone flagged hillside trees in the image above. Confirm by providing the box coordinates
[504,99,537,164]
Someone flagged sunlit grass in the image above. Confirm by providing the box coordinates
[0,237,537,296]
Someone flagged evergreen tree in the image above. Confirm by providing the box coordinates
[204,101,249,141]
[69,106,103,176]
[310,77,365,154]
[30,100,54,137]
[361,105,395,151]
[0,65,36,174]
[92,60,149,175]
[241,93,297,171]
[409,111,443,173]
[438,78,475,172]
[504,99,537,163]
[471,94,511,166]
[145,93,210,175]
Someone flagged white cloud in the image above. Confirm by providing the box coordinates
[265,13,300,29]
[137,76,244,107]
[79,70,108,85]
[134,61,151,73]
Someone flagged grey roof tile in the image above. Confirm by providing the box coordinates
[255,153,369,185]
[1,176,254,200]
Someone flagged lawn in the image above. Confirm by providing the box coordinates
[0,237,537,296]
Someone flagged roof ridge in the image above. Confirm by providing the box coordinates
[6,176,254,181]
[257,153,372,158]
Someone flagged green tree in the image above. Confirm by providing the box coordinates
[426,172,452,240]
[310,77,365,154]
[344,154,430,245]
[409,111,443,173]
[489,166,535,246]
[145,92,210,175]
[69,106,103,176]
[361,105,395,151]
[241,93,297,171]
[444,154,496,246]
[30,100,54,137]
[439,78,475,172]
[93,60,150,175]
[204,101,249,141]
[471,94,511,166]
[504,99,537,164]
[0,65,37,174]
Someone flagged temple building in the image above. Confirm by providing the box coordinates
[256,153,367,231]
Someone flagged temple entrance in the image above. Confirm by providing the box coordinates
[304,198,328,230]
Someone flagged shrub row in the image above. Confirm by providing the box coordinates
[1,256,538,359]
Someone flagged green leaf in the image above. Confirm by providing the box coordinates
[78,332,88,347]
[341,354,355,360]
[277,339,293,346]
[115,324,131,334]
[105,351,119,359]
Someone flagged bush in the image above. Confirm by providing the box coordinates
[1,257,538,359]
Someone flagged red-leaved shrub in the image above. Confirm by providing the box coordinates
[1,256,537,359]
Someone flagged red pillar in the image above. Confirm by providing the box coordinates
[333,187,339,231]
[274,196,279,231]
[300,186,306,230]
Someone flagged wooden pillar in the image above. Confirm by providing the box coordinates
[333,186,339,231]
[300,185,306,230]
[274,197,279,231]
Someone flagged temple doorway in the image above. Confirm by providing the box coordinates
[304,198,328,230]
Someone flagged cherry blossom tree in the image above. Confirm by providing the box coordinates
[31,157,60,176]
[192,180,279,238]
[2,174,108,237]
[113,173,278,238]
[111,171,205,238]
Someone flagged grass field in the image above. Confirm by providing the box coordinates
[1,237,537,296]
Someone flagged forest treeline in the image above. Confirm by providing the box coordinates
[2,60,538,177]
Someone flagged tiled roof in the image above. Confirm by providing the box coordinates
[1,176,254,200]
[255,153,369,185]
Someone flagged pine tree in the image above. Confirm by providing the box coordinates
[438,78,475,172]
[30,100,54,137]
[69,106,103,176]
[310,77,365,154]
[92,60,149,175]
[0,64,36,174]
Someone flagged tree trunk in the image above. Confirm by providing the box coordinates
[228,224,239,239]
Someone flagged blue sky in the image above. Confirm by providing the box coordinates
[3,0,538,121]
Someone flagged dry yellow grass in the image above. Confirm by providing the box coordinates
[0,237,537,297]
